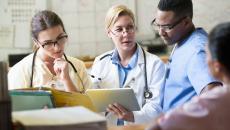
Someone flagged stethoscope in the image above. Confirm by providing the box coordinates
[91,45,153,99]
[30,49,85,92]
[141,47,153,99]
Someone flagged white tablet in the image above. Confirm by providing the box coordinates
[86,88,140,112]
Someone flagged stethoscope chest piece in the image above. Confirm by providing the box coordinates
[144,91,153,99]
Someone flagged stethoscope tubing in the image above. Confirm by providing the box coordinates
[30,49,85,92]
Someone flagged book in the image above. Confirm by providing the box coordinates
[51,88,96,111]
[10,87,96,112]
[10,87,141,113]
[12,106,107,130]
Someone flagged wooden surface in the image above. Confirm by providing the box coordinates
[160,55,168,63]
[108,124,146,130]
[84,61,94,69]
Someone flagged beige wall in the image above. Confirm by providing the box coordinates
[0,0,230,62]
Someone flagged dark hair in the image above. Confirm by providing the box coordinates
[158,0,193,19]
[31,10,66,40]
[208,22,230,73]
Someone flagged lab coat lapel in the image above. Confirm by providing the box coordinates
[123,65,142,88]
[123,45,144,88]
[110,62,120,88]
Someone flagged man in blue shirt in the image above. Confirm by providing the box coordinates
[151,0,222,112]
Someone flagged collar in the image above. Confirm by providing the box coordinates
[111,48,139,69]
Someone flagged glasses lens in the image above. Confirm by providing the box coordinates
[152,23,160,31]
[57,36,67,45]
[152,17,186,32]
[42,35,68,50]
[112,25,135,37]
[152,22,171,32]
[127,25,135,33]
[43,42,54,50]
[161,26,171,32]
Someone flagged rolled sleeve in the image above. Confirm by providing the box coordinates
[187,49,217,94]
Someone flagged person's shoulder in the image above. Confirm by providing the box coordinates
[181,28,207,55]
[8,53,33,75]
[145,51,160,59]
[190,28,207,38]
[95,50,113,62]
[190,28,208,46]
[201,86,229,99]
[144,50,164,64]
[10,53,33,69]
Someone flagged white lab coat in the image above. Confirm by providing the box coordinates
[90,45,166,125]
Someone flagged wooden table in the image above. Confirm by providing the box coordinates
[108,124,146,130]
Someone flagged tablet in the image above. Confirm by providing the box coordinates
[86,88,140,112]
[9,90,55,111]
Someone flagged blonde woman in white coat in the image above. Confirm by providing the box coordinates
[90,5,166,125]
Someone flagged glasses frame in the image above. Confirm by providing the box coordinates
[36,34,68,50]
[151,16,186,32]
[110,24,135,37]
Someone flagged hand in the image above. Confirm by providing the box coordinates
[107,103,134,122]
[53,58,70,81]
[53,58,79,92]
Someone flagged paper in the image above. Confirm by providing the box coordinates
[12,87,96,112]
[51,88,96,111]
[13,106,106,130]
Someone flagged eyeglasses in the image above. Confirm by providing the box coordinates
[37,34,68,50]
[151,17,186,32]
[110,24,135,37]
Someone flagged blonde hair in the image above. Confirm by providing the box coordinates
[105,5,135,30]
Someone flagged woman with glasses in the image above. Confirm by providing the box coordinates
[8,10,92,92]
[90,5,165,125]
